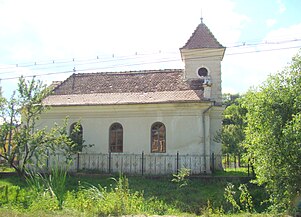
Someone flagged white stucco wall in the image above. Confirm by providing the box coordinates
[181,48,225,104]
[38,102,222,156]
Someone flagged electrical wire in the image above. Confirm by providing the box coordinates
[0,37,300,71]
[1,44,300,81]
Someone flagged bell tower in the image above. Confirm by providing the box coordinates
[180,18,225,104]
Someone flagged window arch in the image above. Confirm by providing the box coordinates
[69,122,83,152]
[109,123,123,153]
[151,122,166,153]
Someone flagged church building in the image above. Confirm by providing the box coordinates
[40,20,226,174]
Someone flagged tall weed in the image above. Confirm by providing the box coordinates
[224,183,254,213]
[47,163,68,209]
[64,174,178,216]
[25,161,69,210]
[239,184,254,213]
[171,168,191,188]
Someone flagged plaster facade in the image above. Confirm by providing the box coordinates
[39,102,222,157]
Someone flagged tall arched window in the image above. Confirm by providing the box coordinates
[151,122,166,153]
[69,122,83,152]
[109,123,123,153]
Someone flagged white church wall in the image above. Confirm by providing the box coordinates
[38,102,214,156]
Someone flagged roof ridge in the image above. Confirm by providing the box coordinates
[74,69,184,76]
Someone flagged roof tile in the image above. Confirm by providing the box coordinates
[181,22,224,49]
[44,90,205,106]
[52,69,204,95]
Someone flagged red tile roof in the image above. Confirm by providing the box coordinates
[44,69,207,106]
[52,69,203,95]
[43,90,205,106]
[181,22,224,49]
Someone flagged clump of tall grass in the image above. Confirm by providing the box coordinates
[25,162,69,210]
[65,174,179,216]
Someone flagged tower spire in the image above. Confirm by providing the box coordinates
[201,9,203,23]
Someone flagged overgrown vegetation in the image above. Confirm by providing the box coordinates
[0,173,272,216]
[243,51,301,213]
[217,51,301,214]
[25,161,69,209]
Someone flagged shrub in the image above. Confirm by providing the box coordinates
[171,168,191,188]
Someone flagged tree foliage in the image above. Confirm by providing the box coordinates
[243,52,301,212]
[0,77,80,176]
[216,94,247,157]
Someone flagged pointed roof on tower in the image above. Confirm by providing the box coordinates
[181,19,224,49]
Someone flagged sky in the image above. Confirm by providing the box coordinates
[0,0,301,98]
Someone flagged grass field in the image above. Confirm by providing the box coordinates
[0,171,274,216]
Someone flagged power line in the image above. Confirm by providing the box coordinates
[1,42,300,76]
[1,37,300,72]
[1,44,300,81]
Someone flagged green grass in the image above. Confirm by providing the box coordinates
[0,174,26,187]
[0,173,271,216]
[0,164,15,172]
[214,167,251,177]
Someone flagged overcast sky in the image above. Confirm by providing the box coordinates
[0,0,301,98]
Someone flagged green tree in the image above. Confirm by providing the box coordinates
[243,52,301,212]
[216,94,247,166]
[0,77,78,176]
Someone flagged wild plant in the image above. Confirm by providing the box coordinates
[239,183,254,213]
[0,185,9,204]
[25,171,45,193]
[171,167,191,188]
[224,183,241,212]
[201,200,225,217]
[0,185,30,209]
[224,182,254,213]
[46,162,68,209]
[25,161,70,210]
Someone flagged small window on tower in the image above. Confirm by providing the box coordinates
[198,67,208,77]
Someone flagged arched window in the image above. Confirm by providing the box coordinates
[69,122,83,152]
[151,122,166,153]
[109,123,123,153]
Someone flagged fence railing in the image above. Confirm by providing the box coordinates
[221,154,252,169]
[45,152,223,175]
[221,154,255,177]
